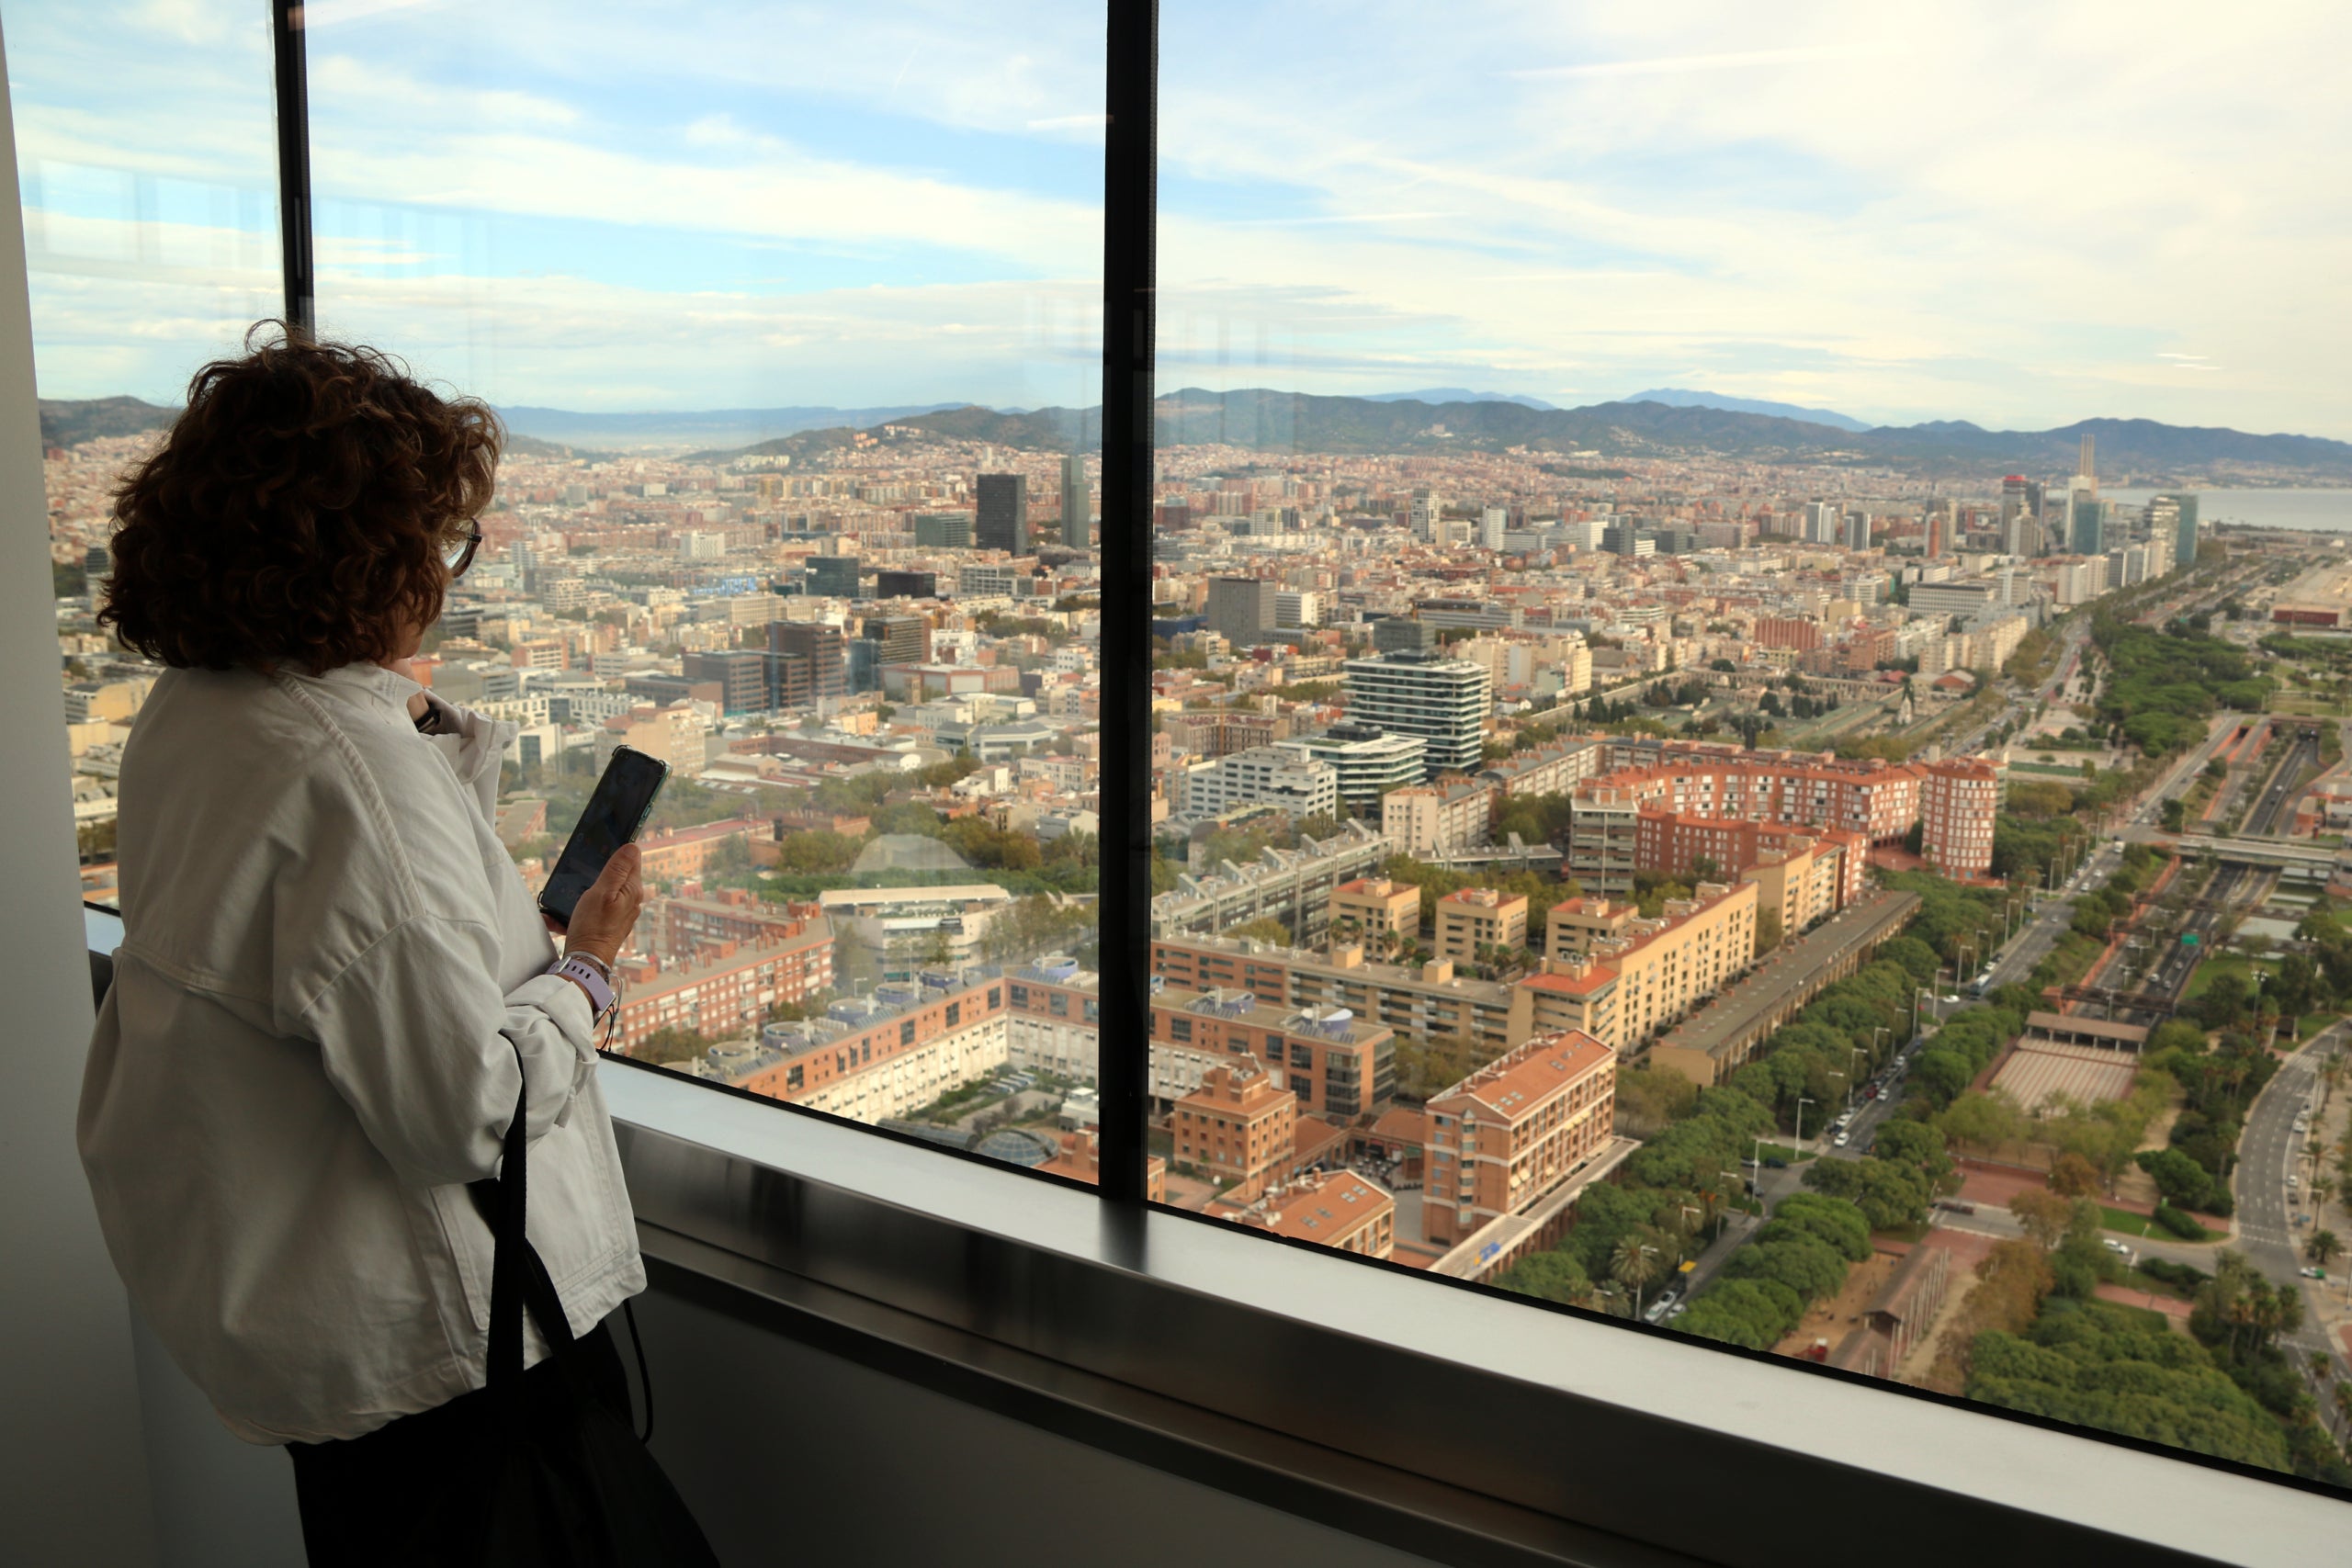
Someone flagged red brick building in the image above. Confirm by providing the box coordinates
[1920,757,2000,878]
[1423,1030,1617,1247]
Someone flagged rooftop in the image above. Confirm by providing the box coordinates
[1430,1028,1614,1122]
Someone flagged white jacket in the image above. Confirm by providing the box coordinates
[79,661,645,1445]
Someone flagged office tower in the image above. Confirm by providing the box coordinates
[1925,500,1952,558]
[808,555,864,598]
[1844,510,1870,551]
[977,473,1027,553]
[1274,590,1320,629]
[767,620,847,710]
[682,649,771,716]
[2078,434,2097,490]
[863,613,929,669]
[1276,723,1429,814]
[1480,508,1507,549]
[1800,502,1838,545]
[1408,492,1442,542]
[1060,455,1090,549]
[1206,575,1277,647]
[1600,521,1653,556]
[1341,650,1491,780]
[2071,494,2106,557]
[2157,492,2200,567]
[1653,524,1697,555]
[2000,476,2030,556]
[914,513,973,548]
[1373,615,1437,654]
[874,570,937,599]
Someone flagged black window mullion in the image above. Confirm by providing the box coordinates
[1094,0,1158,1203]
[269,0,315,335]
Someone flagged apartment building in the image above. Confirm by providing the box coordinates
[1148,819,1390,941]
[1170,743,1340,822]
[1740,826,1869,935]
[612,921,837,1053]
[1329,875,1421,942]
[1038,1127,1168,1203]
[1382,776,1495,856]
[725,971,1010,1124]
[658,888,830,963]
[1434,886,1529,961]
[1148,983,1396,1121]
[1423,1029,1617,1247]
[1920,757,2000,878]
[1477,736,1605,800]
[1211,1169,1396,1258]
[1173,1062,1297,1199]
[636,817,774,882]
[1341,650,1490,779]
[1514,881,1758,1055]
[1152,935,1521,1055]
[1632,811,1867,913]
[1577,740,1925,851]
[1003,957,1101,1081]
[1275,722,1427,814]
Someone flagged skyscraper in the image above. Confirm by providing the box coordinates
[766,619,847,710]
[2158,492,2200,568]
[1844,510,1870,551]
[1480,508,1507,549]
[976,473,1027,553]
[1206,576,1277,648]
[1408,492,1442,542]
[1999,476,2030,557]
[2071,494,2107,557]
[1341,650,1490,780]
[1060,455,1089,549]
[1803,502,1838,545]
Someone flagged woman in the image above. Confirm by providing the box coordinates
[78,331,662,1561]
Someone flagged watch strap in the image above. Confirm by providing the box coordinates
[548,954,616,1018]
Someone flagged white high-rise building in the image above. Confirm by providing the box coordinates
[1803,502,1839,545]
[1342,651,1491,780]
[1480,508,1508,549]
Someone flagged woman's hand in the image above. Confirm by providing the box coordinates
[550,844,643,970]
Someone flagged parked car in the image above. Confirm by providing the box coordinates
[1834,1132,1850,1148]
[2289,1175,2301,1190]
[1763,1156,1788,1170]
[1936,1199,1977,1216]
[2302,1267,2329,1280]
[2102,1239,2133,1260]
[1862,1085,1880,1100]
[1643,1290,1680,1324]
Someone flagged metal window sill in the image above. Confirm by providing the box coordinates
[601,1056,2346,1568]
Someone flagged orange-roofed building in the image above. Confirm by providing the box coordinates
[1173,1061,1296,1200]
[1329,875,1421,942]
[1040,1127,1168,1203]
[1423,1030,1616,1247]
[1210,1168,1396,1258]
[1434,886,1529,961]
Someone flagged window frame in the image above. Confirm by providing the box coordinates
[229,0,2352,1532]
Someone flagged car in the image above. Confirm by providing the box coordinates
[2302,1267,2329,1280]
[1940,994,1960,1004]
[2288,1175,2301,1190]
[1763,1156,1788,1170]
[1643,1290,1680,1324]
[2102,1238,2132,1255]
[1833,1132,1850,1148]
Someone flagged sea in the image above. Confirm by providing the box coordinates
[2104,488,2352,536]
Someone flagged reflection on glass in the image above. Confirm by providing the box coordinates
[1154,0,2352,1491]
[11,0,281,900]
[301,0,1113,1181]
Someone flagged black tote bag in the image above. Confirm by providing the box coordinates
[461,1072,720,1568]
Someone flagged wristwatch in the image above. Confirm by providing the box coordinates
[548,953,616,1019]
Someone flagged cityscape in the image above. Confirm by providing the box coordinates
[47,379,2352,1491]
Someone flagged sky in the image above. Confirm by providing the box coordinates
[8,0,2352,437]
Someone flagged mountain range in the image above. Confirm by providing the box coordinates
[1624,387,1873,433]
[38,389,2352,482]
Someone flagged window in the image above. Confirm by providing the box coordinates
[32,0,2352,1511]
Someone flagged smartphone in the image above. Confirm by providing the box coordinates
[537,745,670,929]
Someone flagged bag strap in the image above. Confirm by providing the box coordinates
[467,1068,578,1410]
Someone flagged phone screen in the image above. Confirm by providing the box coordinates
[538,747,669,927]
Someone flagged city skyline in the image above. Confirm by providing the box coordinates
[12,0,2352,438]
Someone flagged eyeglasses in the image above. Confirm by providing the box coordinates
[443,525,484,579]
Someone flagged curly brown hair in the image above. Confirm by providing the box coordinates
[97,327,502,673]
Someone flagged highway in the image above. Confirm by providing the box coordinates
[2233,1021,2351,1440]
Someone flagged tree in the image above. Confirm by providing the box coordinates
[1755,908,1784,957]
[1225,916,1295,945]
[1611,1233,1666,1312]
[2009,1189,2075,1249]
[2048,1151,2102,1199]
[635,1026,716,1066]
[2309,1230,2345,1271]
[1498,1248,1593,1307]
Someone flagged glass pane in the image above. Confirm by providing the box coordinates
[306,0,1110,1179]
[9,0,280,898]
[1157,0,2352,1492]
